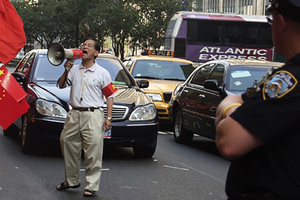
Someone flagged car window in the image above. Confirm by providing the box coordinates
[96,58,135,86]
[210,64,225,86]
[190,63,216,85]
[34,55,65,81]
[33,55,135,88]
[131,60,195,80]
[228,65,271,92]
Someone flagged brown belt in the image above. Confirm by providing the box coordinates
[72,107,99,112]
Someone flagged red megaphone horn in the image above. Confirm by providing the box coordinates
[47,43,83,66]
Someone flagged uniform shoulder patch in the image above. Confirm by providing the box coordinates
[262,70,298,100]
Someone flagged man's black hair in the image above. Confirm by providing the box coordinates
[84,37,100,52]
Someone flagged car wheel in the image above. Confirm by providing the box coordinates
[3,125,19,137]
[173,108,193,144]
[21,115,33,154]
[133,142,157,158]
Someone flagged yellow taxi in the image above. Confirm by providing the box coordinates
[124,53,197,121]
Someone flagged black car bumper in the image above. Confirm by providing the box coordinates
[105,121,158,147]
[29,117,158,147]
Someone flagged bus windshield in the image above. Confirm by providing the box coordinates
[164,11,277,64]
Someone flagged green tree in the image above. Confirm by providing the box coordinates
[131,0,181,49]
[12,0,183,58]
[88,0,140,59]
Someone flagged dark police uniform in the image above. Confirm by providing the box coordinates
[223,1,300,199]
[228,54,300,200]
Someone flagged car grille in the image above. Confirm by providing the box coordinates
[103,105,129,120]
[163,92,172,103]
[69,104,129,120]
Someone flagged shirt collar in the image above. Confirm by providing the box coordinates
[79,62,97,72]
[285,53,300,66]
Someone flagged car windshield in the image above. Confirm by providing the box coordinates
[228,65,272,92]
[131,60,195,81]
[34,55,135,87]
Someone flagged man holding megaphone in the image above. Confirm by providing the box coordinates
[55,37,117,197]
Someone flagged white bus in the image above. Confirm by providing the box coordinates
[164,11,284,64]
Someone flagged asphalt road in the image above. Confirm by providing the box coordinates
[0,125,230,200]
[0,66,230,199]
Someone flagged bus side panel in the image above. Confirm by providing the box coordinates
[185,45,274,63]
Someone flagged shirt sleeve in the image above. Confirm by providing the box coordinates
[231,96,298,143]
[102,70,117,98]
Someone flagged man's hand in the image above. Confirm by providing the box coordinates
[64,59,74,72]
[58,59,73,88]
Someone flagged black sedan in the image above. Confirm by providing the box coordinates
[4,50,158,158]
[169,59,283,144]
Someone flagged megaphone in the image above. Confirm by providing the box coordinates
[47,43,83,66]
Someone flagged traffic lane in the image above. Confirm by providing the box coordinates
[0,130,65,200]
[0,128,229,200]
[153,132,229,199]
[91,132,229,200]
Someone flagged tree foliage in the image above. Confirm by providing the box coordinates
[12,0,183,59]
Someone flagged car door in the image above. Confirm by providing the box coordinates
[181,63,225,139]
[180,63,216,137]
[198,64,225,139]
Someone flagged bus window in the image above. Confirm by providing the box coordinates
[223,21,245,45]
[188,20,222,44]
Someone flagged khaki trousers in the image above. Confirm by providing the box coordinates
[60,109,104,191]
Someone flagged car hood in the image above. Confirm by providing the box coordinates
[31,82,70,104]
[32,82,152,106]
[137,79,183,93]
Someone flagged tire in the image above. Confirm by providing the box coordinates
[173,108,193,144]
[133,142,157,158]
[3,125,19,137]
[21,115,34,154]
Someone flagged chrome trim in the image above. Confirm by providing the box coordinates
[69,104,129,120]
[126,123,158,126]
[103,105,129,120]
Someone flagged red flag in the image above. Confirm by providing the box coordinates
[0,65,29,130]
[0,65,26,101]
[102,82,118,98]
[0,0,26,65]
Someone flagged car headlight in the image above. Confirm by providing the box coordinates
[145,93,162,101]
[36,99,68,118]
[129,103,157,121]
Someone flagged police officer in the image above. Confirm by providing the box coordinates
[215,0,300,199]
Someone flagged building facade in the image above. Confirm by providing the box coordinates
[191,0,271,15]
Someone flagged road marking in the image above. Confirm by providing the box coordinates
[80,168,109,172]
[177,161,225,183]
[163,165,189,171]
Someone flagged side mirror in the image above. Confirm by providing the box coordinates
[12,72,27,90]
[136,79,149,88]
[204,79,219,91]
